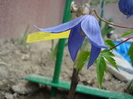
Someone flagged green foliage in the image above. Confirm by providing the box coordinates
[17,25,32,50]
[50,40,59,59]
[121,29,133,37]
[19,25,30,46]
[101,22,115,38]
[50,40,68,59]
[96,50,118,88]
[96,53,107,88]
[90,0,117,5]
[105,39,116,49]
[128,43,133,66]
[125,80,133,94]
[90,1,100,5]
[102,50,118,70]
[106,0,118,4]
[76,51,90,72]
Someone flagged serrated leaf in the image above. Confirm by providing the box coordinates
[76,51,90,72]
[128,43,133,66]
[101,50,114,57]
[96,50,118,88]
[96,55,106,88]
[121,29,133,37]
[105,57,118,70]
[101,50,118,70]
[105,40,116,49]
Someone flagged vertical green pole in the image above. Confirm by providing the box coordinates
[99,0,105,27]
[50,0,72,97]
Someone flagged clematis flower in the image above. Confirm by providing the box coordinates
[35,15,108,68]
[118,0,133,18]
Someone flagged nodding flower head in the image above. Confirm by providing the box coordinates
[35,15,108,68]
[118,0,133,18]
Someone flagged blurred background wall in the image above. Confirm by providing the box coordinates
[0,0,133,41]
[0,0,65,41]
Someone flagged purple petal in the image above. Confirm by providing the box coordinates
[81,15,108,67]
[126,15,132,19]
[35,15,87,33]
[81,15,108,49]
[87,44,101,68]
[118,0,133,18]
[68,23,85,61]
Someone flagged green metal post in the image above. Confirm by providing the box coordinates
[99,0,105,27]
[50,0,72,97]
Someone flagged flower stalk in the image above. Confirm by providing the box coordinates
[110,37,133,50]
[67,60,79,99]
[67,68,79,99]
[93,10,133,29]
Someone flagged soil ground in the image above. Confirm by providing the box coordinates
[0,39,130,99]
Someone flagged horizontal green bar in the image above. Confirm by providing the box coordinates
[25,74,133,99]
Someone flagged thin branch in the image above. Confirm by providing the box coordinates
[110,37,133,50]
[93,10,133,29]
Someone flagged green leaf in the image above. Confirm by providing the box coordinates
[90,1,100,5]
[105,57,118,70]
[128,43,133,66]
[105,39,116,49]
[101,22,115,38]
[50,41,59,59]
[76,51,90,72]
[102,50,118,70]
[19,25,30,45]
[96,50,118,88]
[121,29,133,37]
[101,50,114,57]
[106,0,117,4]
[96,54,106,88]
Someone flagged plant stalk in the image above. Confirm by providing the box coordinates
[93,10,133,29]
[110,37,133,50]
[67,68,79,99]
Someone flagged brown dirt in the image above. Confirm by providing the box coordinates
[0,39,129,99]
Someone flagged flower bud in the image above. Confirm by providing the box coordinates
[118,0,133,18]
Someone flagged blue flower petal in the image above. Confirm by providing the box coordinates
[87,44,101,68]
[126,15,132,19]
[81,15,108,49]
[68,23,85,61]
[118,0,133,18]
[35,15,87,33]
[81,15,108,67]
